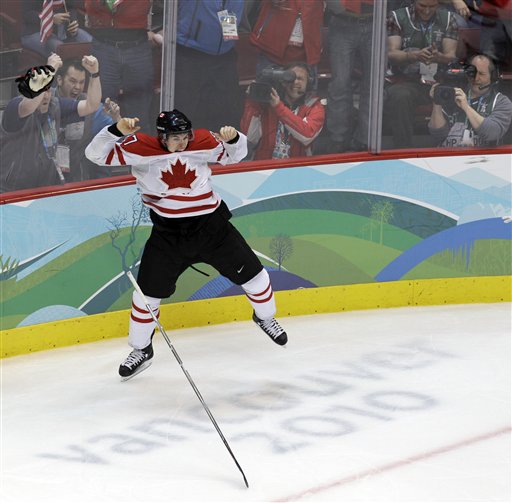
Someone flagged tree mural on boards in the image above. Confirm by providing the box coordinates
[106,192,150,278]
[370,201,394,245]
[269,234,293,270]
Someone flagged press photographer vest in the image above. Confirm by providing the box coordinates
[391,6,452,77]
[442,88,501,147]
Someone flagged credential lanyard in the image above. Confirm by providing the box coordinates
[419,19,434,47]
[38,114,65,182]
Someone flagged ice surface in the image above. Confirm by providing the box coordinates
[1,303,510,502]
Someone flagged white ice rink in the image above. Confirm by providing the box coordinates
[1,303,511,502]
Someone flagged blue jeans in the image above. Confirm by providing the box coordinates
[91,39,154,133]
[326,15,373,147]
[21,29,93,58]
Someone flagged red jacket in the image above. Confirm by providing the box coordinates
[241,96,325,160]
[84,0,151,30]
[249,0,324,65]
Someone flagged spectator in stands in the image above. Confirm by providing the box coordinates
[384,0,459,149]
[428,53,512,146]
[174,0,245,131]
[315,0,374,155]
[84,0,154,133]
[249,0,324,86]
[471,0,512,73]
[21,0,92,58]
[54,58,122,181]
[0,53,101,193]
[240,62,325,160]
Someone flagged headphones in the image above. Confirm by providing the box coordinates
[284,62,315,92]
[466,54,501,85]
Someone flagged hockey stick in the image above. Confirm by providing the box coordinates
[126,271,249,488]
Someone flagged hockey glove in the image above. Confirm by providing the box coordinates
[15,65,56,99]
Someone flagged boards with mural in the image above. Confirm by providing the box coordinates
[1,153,511,330]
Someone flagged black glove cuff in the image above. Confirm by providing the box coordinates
[108,123,125,137]
[227,132,240,144]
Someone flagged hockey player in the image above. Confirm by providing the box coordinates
[85,109,288,379]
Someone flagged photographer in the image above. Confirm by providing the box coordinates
[240,62,325,160]
[428,54,512,147]
[384,0,459,149]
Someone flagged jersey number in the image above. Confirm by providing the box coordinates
[123,134,138,145]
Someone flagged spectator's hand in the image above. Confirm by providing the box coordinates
[430,43,443,63]
[218,126,238,142]
[471,0,481,12]
[417,47,434,64]
[53,12,70,25]
[82,55,99,75]
[147,31,163,46]
[47,52,62,72]
[103,98,121,122]
[117,117,140,135]
[15,65,56,99]
[452,0,471,18]
[66,20,79,36]
[454,87,469,110]
[269,87,281,107]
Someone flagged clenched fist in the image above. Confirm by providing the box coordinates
[218,126,238,142]
[117,117,141,136]
[82,55,99,75]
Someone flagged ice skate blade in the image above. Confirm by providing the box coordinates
[120,360,153,381]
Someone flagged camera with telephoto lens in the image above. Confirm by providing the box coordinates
[433,61,477,107]
[248,66,297,103]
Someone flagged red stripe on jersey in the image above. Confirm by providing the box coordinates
[143,199,220,215]
[105,149,115,165]
[216,145,225,162]
[142,191,214,202]
[115,144,127,165]
[118,129,221,156]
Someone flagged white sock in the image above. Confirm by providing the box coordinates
[128,291,161,349]
[242,268,276,320]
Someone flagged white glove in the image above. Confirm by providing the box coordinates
[16,65,56,98]
[501,216,512,224]
[29,66,56,92]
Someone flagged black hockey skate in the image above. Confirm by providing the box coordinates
[253,311,288,346]
[119,343,154,380]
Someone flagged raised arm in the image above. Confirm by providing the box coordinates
[85,117,140,166]
[214,126,248,164]
[77,56,102,117]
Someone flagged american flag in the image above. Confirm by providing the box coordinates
[39,0,66,44]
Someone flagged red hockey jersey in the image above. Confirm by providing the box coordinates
[85,127,247,218]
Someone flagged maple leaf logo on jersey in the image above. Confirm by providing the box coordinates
[160,159,197,190]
